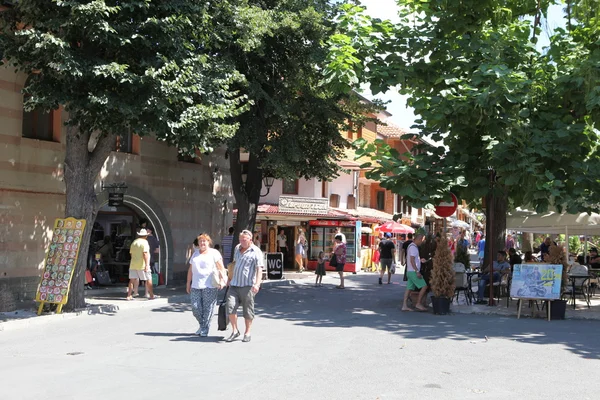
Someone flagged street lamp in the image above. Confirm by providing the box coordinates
[240,168,274,198]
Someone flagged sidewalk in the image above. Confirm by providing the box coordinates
[0,272,307,332]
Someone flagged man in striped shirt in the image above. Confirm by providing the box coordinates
[225,229,264,343]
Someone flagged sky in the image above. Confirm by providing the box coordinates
[359,0,566,132]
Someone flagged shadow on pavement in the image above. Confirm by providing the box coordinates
[136,331,226,343]
[255,274,600,360]
[150,303,192,313]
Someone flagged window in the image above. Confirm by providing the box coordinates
[397,196,412,216]
[114,131,133,153]
[376,190,385,210]
[321,180,327,198]
[22,109,54,141]
[282,178,299,194]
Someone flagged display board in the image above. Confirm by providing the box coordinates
[36,217,87,314]
[510,264,563,300]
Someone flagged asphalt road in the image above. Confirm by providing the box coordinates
[2,273,599,400]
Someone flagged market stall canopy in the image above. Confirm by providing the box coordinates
[451,219,470,229]
[506,208,600,235]
[375,221,415,234]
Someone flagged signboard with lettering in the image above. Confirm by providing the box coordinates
[265,252,284,280]
[279,196,329,215]
[510,264,563,300]
[36,217,87,314]
[108,192,124,206]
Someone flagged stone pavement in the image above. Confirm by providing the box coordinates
[2,271,600,400]
[3,267,600,332]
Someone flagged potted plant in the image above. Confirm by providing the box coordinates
[430,237,456,315]
[546,243,569,320]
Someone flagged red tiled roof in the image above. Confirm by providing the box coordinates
[378,122,410,138]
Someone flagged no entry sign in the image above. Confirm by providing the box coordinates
[435,193,458,218]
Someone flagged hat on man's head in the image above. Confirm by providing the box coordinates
[591,247,598,253]
[384,232,392,238]
[137,229,149,236]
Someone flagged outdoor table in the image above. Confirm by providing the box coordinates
[567,274,591,309]
[466,271,481,301]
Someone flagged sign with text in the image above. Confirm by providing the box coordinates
[279,196,329,215]
[108,192,124,206]
[510,264,563,300]
[265,252,284,280]
[36,217,87,313]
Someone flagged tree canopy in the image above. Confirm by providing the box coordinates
[326,0,600,215]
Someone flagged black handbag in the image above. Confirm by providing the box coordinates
[329,254,337,267]
[218,287,229,331]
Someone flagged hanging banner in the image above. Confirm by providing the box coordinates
[510,264,563,300]
[35,217,87,314]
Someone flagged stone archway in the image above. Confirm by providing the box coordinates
[96,185,174,284]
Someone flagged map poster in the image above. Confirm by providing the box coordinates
[35,217,87,312]
[510,264,563,300]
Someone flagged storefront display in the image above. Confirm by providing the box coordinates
[36,217,87,314]
[307,220,361,273]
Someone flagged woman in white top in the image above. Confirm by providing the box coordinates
[186,233,227,337]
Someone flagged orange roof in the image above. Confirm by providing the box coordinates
[377,122,409,138]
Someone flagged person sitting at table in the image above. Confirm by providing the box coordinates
[589,248,600,269]
[475,250,511,304]
[524,251,537,263]
[508,248,522,269]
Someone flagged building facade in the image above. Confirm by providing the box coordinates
[0,67,233,304]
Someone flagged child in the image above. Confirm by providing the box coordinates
[315,251,326,286]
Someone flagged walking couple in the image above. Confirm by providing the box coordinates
[186,229,263,342]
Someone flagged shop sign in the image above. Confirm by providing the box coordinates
[279,196,329,215]
[108,192,124,206]
[265,252,284,280]
[309,220,339,226]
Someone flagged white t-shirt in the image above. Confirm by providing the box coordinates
[189,248,222,289]
[278,234,287,248]
[407,243,421,272]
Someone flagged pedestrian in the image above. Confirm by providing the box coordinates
[315,251,326,286]
[400,233,414,280]
[186,233,226,337]
[146,226,160,275]
[401,233,427,311]
[277,229,288,267]
[372,238,381,272]
[221,227,234,266]
[505,233,515,251]
[378,232,396,285]
[295,235,306,272]
[226,229,264,343]
[477,236,486,267]
[335,227,347,244]
[331,234,347,289]
[126,229,157,300]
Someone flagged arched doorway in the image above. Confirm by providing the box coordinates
[95,185,173,285]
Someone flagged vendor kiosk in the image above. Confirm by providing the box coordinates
[307,220,361,273]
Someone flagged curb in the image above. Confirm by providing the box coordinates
[0,279,300,332]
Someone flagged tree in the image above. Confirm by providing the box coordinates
[0,0,249,310]
[325,1,600,262]
[220,0,379,246]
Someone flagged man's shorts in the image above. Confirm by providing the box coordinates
[406,271,427,291]
[129,269,151,281]
[227,286,256,320]
[380,258,393,272]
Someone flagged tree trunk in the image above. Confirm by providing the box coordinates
[229,148,263,256]
[63,127,115,311]
[521,232,533,253]
[484,190,508,269]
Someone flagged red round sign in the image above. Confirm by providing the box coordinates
[435,193,458,218]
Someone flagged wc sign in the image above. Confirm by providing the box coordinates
[266,252,284,280]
